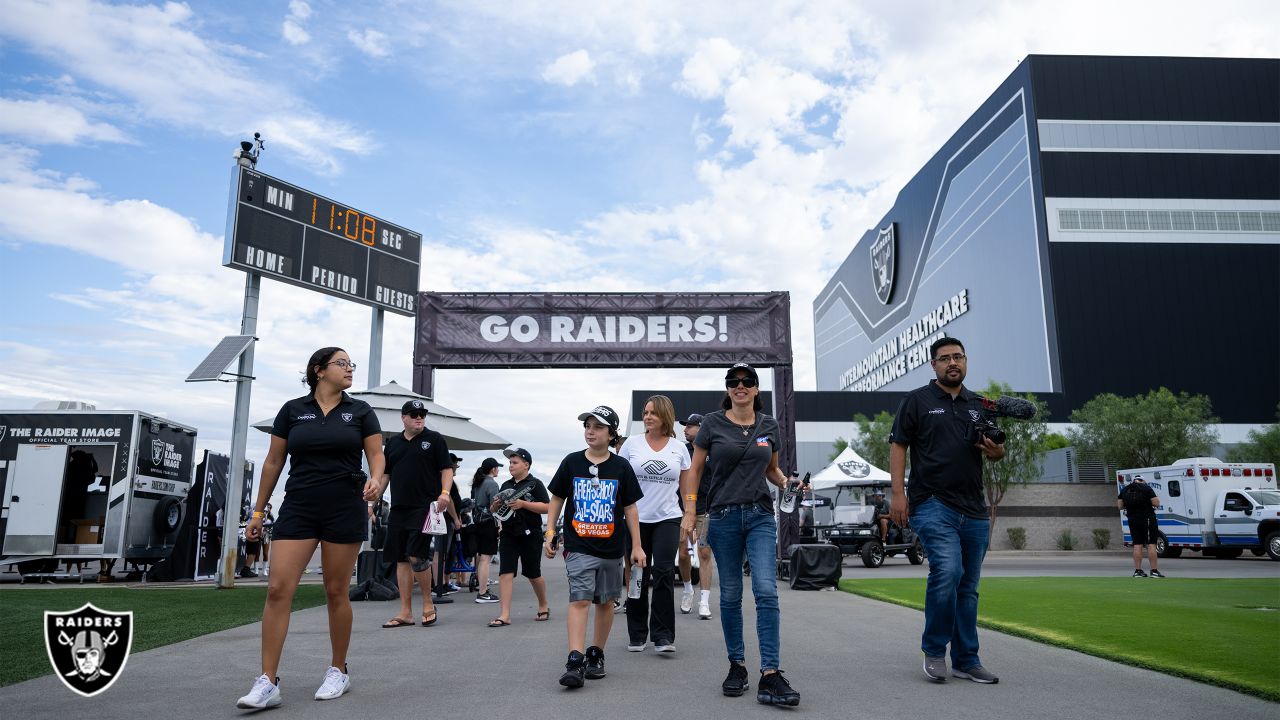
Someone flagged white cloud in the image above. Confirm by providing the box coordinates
[0,0,371,173]
[289,0,312,20]
[678,38,742,99]
[542,49,596,86]
[348,28,391,58]
[0,97,129,145]
[283,0,312,45]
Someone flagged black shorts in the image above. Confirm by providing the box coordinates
[498,532,542,579]
[271,482,367,544]
[472,521,498,556]
[1130,514,1159,545]
[383,524,434,564]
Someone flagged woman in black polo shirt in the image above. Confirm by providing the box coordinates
[236,347,385,710]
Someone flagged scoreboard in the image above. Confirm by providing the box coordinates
[223,167,421,316]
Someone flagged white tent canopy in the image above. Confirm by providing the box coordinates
[253,380,509,451]
[809,446,891,491]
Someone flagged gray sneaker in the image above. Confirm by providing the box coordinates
[923,656,947,683]
[952,665,999,684]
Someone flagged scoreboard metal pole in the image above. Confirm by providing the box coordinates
[217,271,260,589]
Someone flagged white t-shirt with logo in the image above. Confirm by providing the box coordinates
[619,434,691,523]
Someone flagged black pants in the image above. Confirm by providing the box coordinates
[627,519,680,645]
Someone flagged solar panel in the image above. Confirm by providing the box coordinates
[186,335,256,382]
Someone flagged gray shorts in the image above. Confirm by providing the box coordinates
[564,552,623,604]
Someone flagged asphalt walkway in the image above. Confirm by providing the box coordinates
[3,554,1275,719]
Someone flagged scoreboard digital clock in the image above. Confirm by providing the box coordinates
[222,166,421,316]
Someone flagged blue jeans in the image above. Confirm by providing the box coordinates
[910,497,990,669]
[706,502,780,670]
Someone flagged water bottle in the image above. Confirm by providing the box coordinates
[779,482,799,514]
[628,564,643,599]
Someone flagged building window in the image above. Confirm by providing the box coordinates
[1059,207,1280,234]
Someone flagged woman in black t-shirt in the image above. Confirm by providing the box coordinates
[237,347,385,710]
[680,363,800,707]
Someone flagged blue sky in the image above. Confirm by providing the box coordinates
[1,0,1276,498]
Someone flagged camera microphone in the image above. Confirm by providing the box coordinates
[981,396,1037,420]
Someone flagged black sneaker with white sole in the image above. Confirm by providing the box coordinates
[560,651,586,689]
[1132,569,1147,577]
[584,646,606,679]
[756,671,800,706]
[722,662,749,696]
[1149,569,1166,578]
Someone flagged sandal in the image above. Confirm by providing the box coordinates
[381,617,415,628]
[535,609,550,622]
[488,618,511,627]
[421,610,438,627]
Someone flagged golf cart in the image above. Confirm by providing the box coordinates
[823,480,925,568]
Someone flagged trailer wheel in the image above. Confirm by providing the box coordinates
[860,540,885,568]
[154,497,182,535]
[1155,533,1182,558]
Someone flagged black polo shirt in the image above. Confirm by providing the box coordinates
[889,381,987,519]
[383,428,452,528]
[270,392,382,493]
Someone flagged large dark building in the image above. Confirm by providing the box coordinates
[813,55,1279,424]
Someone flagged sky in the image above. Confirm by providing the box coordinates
[1,0,1277,501]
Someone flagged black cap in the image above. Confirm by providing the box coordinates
[480,457,502,471]
[449,453,463,465]
[725,362,759,382]
[679,413,704,426]
[577,405,620,431]
[503,447,533,464]
[401,399,427,414]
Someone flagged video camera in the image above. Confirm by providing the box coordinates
[966,395,1037,446]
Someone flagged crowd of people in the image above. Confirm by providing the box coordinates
[235,337,1011,709]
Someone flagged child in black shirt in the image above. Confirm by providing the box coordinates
[545,405,645,688]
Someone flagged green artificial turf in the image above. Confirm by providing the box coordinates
[841,577,1280,701]
[0,585,327,687]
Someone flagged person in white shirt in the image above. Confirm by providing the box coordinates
[619,395,691,654]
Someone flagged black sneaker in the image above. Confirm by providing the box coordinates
[560,651,586,689]
[757,670,800,707]
[1132,569,1147,578]
[584,646,606,679]
[238,567,258,579]
[722,662,749,697]
[1149,569,1165,578]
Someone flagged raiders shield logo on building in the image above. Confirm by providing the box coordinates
[45,603,134,697]
[870,223,896,304]
[0,425,7,442]
[838,460,870,478]
[150,439,165,465]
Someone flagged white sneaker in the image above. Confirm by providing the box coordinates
[680,588,694,614]
[698,600,712,619]
[236,674,281,709]
[314,666,350,701]
[626,641,648,652]
[654,642,676,653]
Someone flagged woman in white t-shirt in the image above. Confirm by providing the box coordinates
[619,394,691,653]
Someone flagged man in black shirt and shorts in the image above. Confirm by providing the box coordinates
[1118,475,1164,578]
[379,400,454,628]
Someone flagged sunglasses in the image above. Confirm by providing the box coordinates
[406,412,426,419]
[725,377,758,388]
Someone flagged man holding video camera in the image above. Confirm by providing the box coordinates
[889,337,1004,685]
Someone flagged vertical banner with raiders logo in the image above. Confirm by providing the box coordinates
[44,603,133,697]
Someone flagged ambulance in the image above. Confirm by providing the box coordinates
[1116,457,1279,560]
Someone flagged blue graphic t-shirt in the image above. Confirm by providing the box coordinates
[548,451,644,559]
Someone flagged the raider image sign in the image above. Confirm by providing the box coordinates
[44,603,134,697]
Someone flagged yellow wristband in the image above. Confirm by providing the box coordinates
[544,530,556,540]
[685,494,697,503]
[252,511,266,519]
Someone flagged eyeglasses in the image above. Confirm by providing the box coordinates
[326,360,358,370]
[932,353,966,364]
[406,412,426,419]
[725,377,758,388]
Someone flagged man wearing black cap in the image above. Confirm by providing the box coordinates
[487,447,551,627]
[1118,475,1163,578]
[378,399,454,628]
[679,413,715,620]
